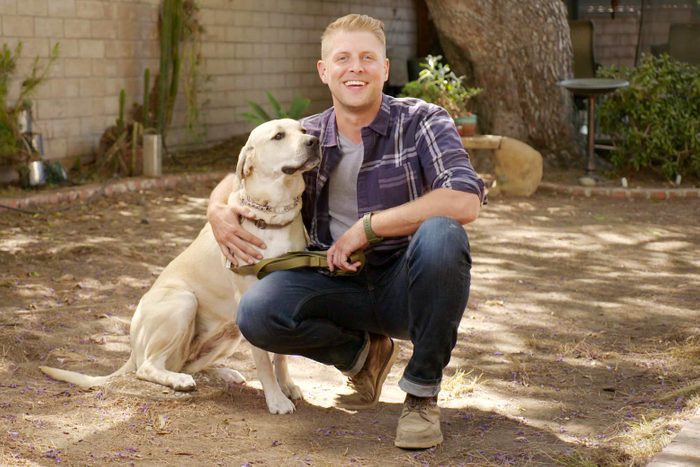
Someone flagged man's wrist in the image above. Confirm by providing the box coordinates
[362,212,383,245]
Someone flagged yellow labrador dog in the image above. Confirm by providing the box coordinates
[40,119,320,414]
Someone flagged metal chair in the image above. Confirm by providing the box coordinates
[667,23,700,66]
[569,19,599,79]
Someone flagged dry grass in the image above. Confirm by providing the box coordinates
[441,367,484,398]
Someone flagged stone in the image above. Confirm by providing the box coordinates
[462,135,543,197]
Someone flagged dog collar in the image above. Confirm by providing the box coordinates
[240,194,301,215]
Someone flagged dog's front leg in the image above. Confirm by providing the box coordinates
[251,348,295,414]
[273,354,303,401]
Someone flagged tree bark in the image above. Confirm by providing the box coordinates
[425,0,579,163]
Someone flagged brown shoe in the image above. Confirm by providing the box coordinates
[335,334,398,410]
[394,394,443,449]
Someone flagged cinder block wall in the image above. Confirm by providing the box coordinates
[581,4,696,68]
[0,0,416,166]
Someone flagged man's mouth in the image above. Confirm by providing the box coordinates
[344,80,367,89]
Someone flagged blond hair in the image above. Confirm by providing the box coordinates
[321,14,386,58]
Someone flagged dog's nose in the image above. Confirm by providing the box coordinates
[305,136,319,148]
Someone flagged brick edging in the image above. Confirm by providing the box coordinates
[0,171,230,212]
[539,182,700,200]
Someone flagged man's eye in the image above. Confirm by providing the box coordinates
[273,132,284,140]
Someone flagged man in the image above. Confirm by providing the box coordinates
[207,14,485,449]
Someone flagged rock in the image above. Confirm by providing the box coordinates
[494,137,543,196]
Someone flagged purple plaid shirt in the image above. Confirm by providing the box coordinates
[301,93,486,264]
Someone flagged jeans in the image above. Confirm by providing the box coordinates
[237,216,472,397]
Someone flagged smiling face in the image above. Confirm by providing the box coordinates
[317,29,389,120]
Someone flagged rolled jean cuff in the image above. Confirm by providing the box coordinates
[399,376,441,397]
[341,331,369,377]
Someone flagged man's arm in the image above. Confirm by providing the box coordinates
[326,188,480,272]
[207,173,265,265]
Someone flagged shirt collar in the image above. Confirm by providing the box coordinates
[320,94,392,146]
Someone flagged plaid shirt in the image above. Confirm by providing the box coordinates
[301,94,486,265]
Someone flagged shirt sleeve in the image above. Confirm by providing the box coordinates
[415,106,487,204]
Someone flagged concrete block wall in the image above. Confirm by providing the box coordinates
[0,0,416,166]
[581,3,696,68]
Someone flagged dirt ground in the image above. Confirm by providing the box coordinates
[1,178,699,466]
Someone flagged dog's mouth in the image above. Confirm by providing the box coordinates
[281,153,320,175]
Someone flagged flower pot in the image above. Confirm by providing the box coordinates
[454,114,478,137]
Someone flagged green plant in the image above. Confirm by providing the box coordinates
[597,54,700,180]
[0,42,59,166]
[154,0,205,145]
[97,89,143,177]
[242,92,311,125]
[399,55,481,118]
[142,67,151,127]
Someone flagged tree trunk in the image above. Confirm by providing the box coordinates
[425,0,579,163]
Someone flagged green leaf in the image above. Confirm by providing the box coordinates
[266,91,283,118]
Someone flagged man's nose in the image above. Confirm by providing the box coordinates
[348,56,364,72]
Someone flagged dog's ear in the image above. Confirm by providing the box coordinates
[236,145,255,180]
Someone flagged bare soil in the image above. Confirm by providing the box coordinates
[1,177,699,466]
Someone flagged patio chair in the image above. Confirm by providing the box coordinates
[667,23,700,66]
[569,19,599,79]
[651,23,700,66]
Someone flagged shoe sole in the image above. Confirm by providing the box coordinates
[394,433,444,450]
[339,338,399,410]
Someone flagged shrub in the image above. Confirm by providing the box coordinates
[0,42,59,166]
[597,54,700,180]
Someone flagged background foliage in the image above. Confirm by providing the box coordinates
[598,54,700,180]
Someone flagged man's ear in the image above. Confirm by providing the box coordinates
[236,146,254,180]
[317,60,328,84]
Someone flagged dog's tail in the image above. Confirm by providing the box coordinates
[39,355,135,389]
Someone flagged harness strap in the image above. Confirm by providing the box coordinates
[230,250,366,279]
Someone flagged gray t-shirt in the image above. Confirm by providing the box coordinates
[328,132,363,241]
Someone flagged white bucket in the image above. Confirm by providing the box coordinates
[143,134,162,177]
[28,160,45,186]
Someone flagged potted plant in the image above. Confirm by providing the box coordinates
[400,55,482,136]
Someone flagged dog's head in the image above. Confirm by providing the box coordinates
[236,119,320,182]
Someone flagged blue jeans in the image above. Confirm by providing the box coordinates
[237,217,472,397]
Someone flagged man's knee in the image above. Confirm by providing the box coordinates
[236,284,273,348]
[410,217,470,262]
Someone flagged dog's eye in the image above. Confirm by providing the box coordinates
[273,132,284,140]
[300,128,307,134]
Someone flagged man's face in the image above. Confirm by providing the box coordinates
[317,30,390,116]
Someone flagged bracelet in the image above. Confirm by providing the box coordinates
[362,212,383,245]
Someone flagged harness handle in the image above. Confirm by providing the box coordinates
[229,250,366,279]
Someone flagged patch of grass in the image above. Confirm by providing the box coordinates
[441,367,483,398]
[558,337,599,360]
[610,414,678,462]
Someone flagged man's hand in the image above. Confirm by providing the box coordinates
[326,219,367,273]
[208,199,266,266]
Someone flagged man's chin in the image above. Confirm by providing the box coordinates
[334,94,381,113]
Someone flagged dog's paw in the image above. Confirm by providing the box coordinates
[169,373,197,392]
[280,381,303,401]
[212,368,246,385]
[266,393,296,414]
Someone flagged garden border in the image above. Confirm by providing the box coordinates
[538,181,700,200]
[1,172,699,214]
[0,171,228,213]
